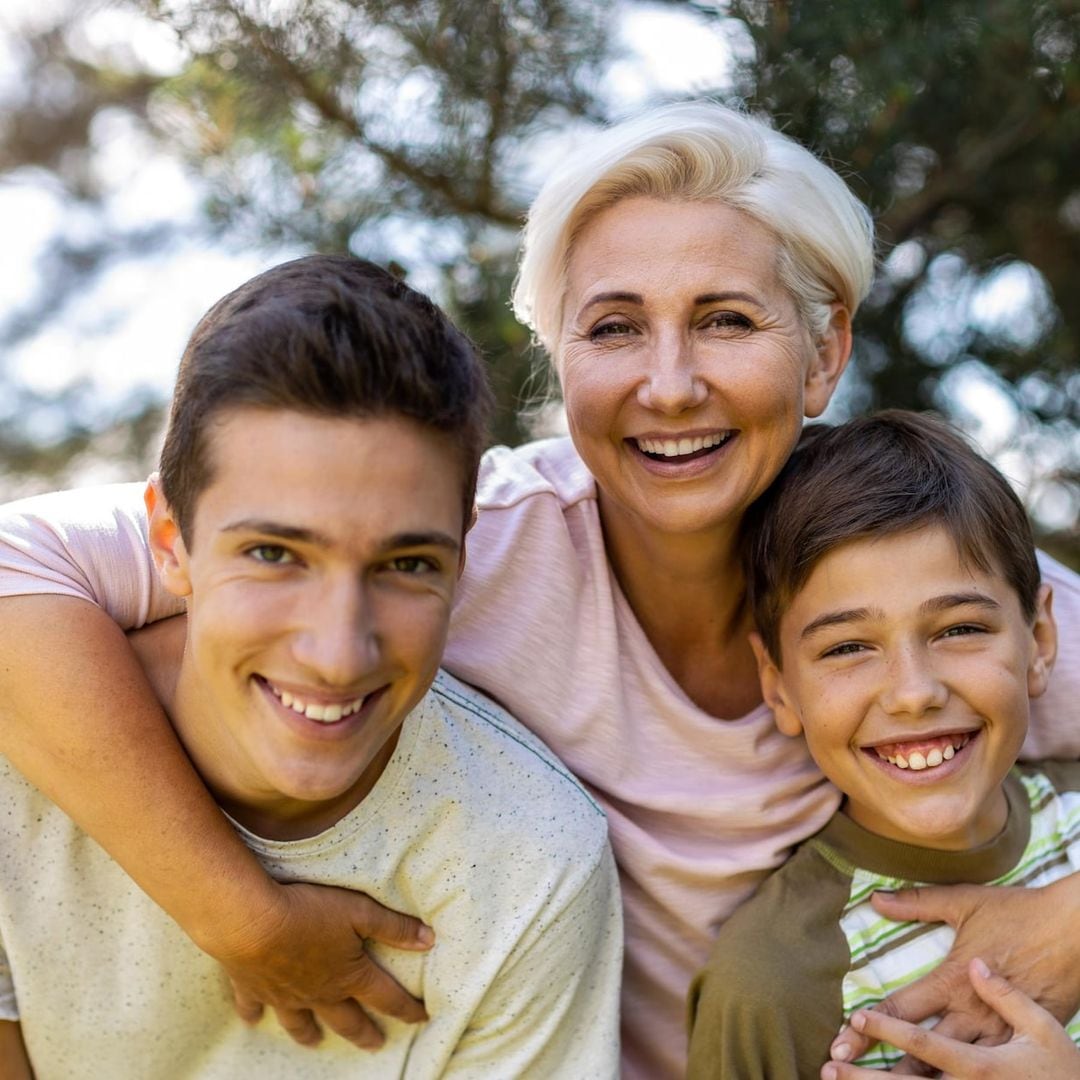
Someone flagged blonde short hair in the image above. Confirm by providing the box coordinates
[512,101,875,356]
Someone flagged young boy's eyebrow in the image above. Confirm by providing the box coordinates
[800,608,878,640]
[918,591,1001,615]
[799,592,1003,641]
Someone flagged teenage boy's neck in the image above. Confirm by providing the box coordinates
[167,661,389,842]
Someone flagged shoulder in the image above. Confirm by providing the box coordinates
[1023,553,1080,759]
[1015,760,1080,799]
[476,438,595,513]
[688,840,853,1079]
[695,839,853,1002]
[425,671,609,851]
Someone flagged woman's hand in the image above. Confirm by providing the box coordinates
[213,880,434,1049]
[821,959,1080,1079]
[828,876,1080,1068]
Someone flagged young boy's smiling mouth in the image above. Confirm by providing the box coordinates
[863,729,980,772]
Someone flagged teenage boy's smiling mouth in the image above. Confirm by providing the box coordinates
[255,676,387,726]
[862,729,981,773]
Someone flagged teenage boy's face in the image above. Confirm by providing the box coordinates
[148,407,466,838]
[755,526,1056,851]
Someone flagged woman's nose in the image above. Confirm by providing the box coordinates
[636,334,707,414]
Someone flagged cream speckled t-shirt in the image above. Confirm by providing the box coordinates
[0,671,622,1079]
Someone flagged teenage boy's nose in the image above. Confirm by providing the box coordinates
[291,580,378,686]
[879,645,949,717]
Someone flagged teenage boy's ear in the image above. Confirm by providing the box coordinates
[749,631,804,737]
[144,475,193,599]
[803,302,853,419]
[1027,583,1057,699]
[458,503,478,578]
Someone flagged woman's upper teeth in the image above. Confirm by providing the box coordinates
[636,432,727,457]
[268,683,366,722]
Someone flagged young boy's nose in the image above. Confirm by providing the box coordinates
[879,644,949,717]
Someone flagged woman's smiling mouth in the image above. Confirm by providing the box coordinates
[631,430,735,465]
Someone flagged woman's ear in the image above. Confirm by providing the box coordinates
[1027,583,1057,699]
[749,631,804,737]
[144,475,193,599]
[804,303,853,419]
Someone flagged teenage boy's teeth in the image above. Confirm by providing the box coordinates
[635,432,728,457]
[268,683,365,723]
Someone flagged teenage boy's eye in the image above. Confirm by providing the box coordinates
[388,555,438,574]
[940,624,985,639]
[247,544,295,565]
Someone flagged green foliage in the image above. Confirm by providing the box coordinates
[0,0,1076,554]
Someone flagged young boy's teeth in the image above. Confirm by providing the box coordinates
[636,432,727,457]
[877,734,970,770]
[268,683,365,723]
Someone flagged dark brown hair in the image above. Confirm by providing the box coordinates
[159,254,493,542]
[743,410,1041,663]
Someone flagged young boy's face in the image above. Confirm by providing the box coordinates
[756,525,1056,851]
[148,407,467,838]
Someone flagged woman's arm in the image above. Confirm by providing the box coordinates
[0,595,433,1047]
[827,876,1080,1066]
[822,959,1080,1080]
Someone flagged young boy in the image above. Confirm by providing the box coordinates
[686,410,1079,1079]
[0,255,622,1077]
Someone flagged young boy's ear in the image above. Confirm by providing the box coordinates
[1027,583,1057,699]
[144,475,193,599]
[749,631,804,737]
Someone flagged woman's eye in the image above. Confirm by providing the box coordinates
[247,544,295,565]
[589,320,635,340]
[703,311,753,331]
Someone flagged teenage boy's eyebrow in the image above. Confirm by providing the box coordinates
[221,520,460,554]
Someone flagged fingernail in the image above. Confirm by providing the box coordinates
[832,1043,852,1061]
[851,1011,867,1033]
[417,925,435,947]
[822,1066,838,1080]
[972,957,990,978]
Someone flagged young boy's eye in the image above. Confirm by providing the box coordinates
[940,624,985,639]
[821,641,866,659]
[247,544,295,565]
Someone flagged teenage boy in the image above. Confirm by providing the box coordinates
[685,411,1079,1079]
[0,255,621,1078]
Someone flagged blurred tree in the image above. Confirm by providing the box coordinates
[709,0,1080,547]
[0,0,1077,554]
[0,0,613,479]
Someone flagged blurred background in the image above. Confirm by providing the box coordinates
[0,0,1077,563]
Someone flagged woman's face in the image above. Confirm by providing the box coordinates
[558,196,850,541]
